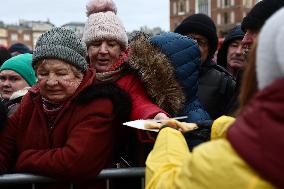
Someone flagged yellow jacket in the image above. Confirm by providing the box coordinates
[145,116,276,189]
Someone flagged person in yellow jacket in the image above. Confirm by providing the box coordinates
[146,116,276,189]
[145,7,284,189]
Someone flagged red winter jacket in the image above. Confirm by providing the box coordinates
[116,73,167,120]
[116,73,168,144]
[0,69,123,187]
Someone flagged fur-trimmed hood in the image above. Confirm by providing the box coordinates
[128,34,185,116]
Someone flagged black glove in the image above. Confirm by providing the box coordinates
[183,120,213,151]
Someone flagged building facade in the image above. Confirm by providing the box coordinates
[0,22,8,47]
[19,20,54,49]
[61,22,85,38]
[170,0,261,36]
[0,20,54,49]
[6,25,33,49]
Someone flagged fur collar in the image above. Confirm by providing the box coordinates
[74,82,131,122]
[128,35,185,116]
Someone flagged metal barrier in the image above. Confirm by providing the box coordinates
[0,167,145,189]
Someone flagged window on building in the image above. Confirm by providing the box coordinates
[224,0,230,6]
[178,0,186,15]
[196,0,210,15]
[224,12,229,24]
[231,0,235,6]
[0,39,7,46]
[217,0,221,8]
[173,2,177,15]
[217,13,221,25]
[186,0,189,13]
[23,34,30,41]
[11,33,18,41]
[243,0,252,8]
[230,12,235,23]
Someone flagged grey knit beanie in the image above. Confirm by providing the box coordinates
[33,27,88,73]
[257,7,284,90]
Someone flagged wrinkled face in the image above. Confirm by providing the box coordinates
[186,33,209,64]
[87,40,122,73]
[0,70,29,100]
[36,59,83,102]
[226,39,246,73]
[242,29,259,57]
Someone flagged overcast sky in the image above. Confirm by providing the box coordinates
[1,0,170,32]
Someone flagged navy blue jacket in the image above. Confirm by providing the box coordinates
[150,32,211,123]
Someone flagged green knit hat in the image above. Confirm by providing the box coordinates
[0,53,36,86]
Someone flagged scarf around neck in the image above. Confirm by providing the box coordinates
[96,49,129,82]
[42,97,65,129]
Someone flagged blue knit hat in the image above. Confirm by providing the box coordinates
[0,53,36,86]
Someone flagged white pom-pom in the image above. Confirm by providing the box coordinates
[86,0,117,16]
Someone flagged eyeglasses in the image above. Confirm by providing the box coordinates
[186,34,209,47]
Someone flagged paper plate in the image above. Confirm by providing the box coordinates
[123,120,159,132]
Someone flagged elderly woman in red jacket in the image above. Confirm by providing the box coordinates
[83,0,170,121]
[0,27,131,188]
[83,0,175,165]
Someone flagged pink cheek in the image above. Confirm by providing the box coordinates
[37,78,47,85]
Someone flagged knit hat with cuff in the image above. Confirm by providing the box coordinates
[82,0,128,50]
[241,0,284,32]
[0,53,36,86]
[33,27,88,73]
[174,13,218,58]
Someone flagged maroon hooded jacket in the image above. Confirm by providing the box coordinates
[228,78,284,189]
[0,68,131,188]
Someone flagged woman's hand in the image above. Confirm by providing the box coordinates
[161,119,198,133]
[144,118,198,133]
[153,113,169,120]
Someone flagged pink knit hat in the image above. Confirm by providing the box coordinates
[82,0,128,50]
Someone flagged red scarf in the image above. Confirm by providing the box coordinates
[108,49,129,71]
[96,49,129,82]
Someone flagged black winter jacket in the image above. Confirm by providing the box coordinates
[198,59,236,119]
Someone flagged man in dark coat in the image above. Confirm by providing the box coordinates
[216,26,245,115]
[217,25,245,79]
[174,13,235,120]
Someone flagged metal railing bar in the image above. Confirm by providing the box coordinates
[0,167,145,185]
[106,179,110,189]
[96,167,145,179]
[0,173,57,184]
[141,177,145,189]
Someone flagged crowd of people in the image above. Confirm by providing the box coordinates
[0,0,283,188]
